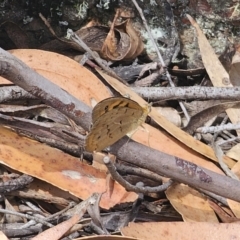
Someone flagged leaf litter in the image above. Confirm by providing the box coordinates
[1,1,240,239]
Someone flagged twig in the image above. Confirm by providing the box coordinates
[0,48,92,130]
[46,201,76,221]
[39,13,57,37]
[0,209,53,228]
[199,188,228,206]
[131,0,190,121]
[0,85,35,103]
[197,122,240,134]
[3,84,240,103]
[104,156,173,193]
[116,163,163,183]
[18,129,81,156]
[109,137,240,202]
[40,12,121,83]
[1,48,240,202]
[134,72,161,87]
[132,86,240,101]
[66,29,128,85]
[212,143,238,180]
[0,174,33,193]
[19,201,46,229]
[211,116,239,180]
[217,129,240,152]
[130,182,144,222]
[212,115,229,142]
[217,136,240,147]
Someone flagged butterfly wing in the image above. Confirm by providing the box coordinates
[92,97,144,124]
[85,106,146,152]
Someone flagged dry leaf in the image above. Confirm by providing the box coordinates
[184,101,240,135]
[226,143,240,161]
[32,214,80,240]
[33,195,97,239]
[121,222,240,240]
[184,16,240,216]
[75,26,109,52]
[115,19,144,60]
[0,49,111,106]
[96,68,234,168]
[227,199,240,219]
[101,12,130,61]
[94,69,235,221]
[93,69,240,222]
[4,198,22,223]
[101,9,144,61]
[0,49,138,209]
[229,49,240,86]
[154,106,181,127]
[0,126,136,209]
[208,200,240,223]
[166,183,218,222]
[0,49,232,211]
[18,179,79,206]
[0,51,225,176]
[75,236,138,240]
[0,231,8,240]
[75,21,144,62]
[186,14,240,134]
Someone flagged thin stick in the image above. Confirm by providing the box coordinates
[66,29,128,85]
[103,156,173,193]
[131,0,190,121]
[0,209,53,228]
[211,116,239,180]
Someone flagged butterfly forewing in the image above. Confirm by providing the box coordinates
[86,106,146,152]
[92,97,144,124]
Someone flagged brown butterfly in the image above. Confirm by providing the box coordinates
[85,97,150,152]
